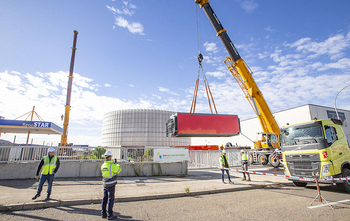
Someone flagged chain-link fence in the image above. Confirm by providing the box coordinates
[0,146,157,163]
[188,150,241,169]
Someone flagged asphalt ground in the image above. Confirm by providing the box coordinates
[1,186,349,221]
[0,166,291,212]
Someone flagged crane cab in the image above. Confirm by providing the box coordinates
[254,133,279,149]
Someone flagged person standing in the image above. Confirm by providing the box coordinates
[32,147,60,201]
[101,151,122,220]
[241,150,251,181]
[219,150,233,184]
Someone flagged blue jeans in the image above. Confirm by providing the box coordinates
[221,169,231,182]
[102,185,115,217]
[37,174,55,196]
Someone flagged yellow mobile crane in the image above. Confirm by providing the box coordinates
[196,1,350,191]
[60,30,78,146]
[195,0,280,166]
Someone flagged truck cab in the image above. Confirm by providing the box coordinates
[280,118,350,192]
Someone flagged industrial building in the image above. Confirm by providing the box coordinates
[191,104,350,147]
[101,109,191,147]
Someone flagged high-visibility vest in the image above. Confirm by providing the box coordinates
[42,156,57,175]
[242,153,248,161]
[219,155,229,168]
[101,161,122,187]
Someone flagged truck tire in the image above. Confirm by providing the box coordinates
[336,168,350,193]
[293,181,308,187]
[249,153,254,165]
[268,154,280,167]
[258,154,268,165]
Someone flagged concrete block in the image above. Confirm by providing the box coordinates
[59,199,92,206]
[0,204,23,212]
[0,161,188,179]
[22,201,59,210]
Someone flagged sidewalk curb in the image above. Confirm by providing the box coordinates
[0,182,289,212]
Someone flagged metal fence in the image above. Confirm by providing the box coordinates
[0,146,156,163]
[0,146,242,169]
[188,150,241,169]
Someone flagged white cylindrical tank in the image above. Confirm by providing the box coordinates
[102,109,191,147]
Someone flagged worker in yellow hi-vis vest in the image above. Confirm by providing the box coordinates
[101,151,122,220]
[32,147,60,201]
[241,150,251,181]
[219,150,234,184]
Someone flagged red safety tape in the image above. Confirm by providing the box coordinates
[189,162,350,182]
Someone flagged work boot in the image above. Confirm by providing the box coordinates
[107,216,117,220]
[222,181,226,184]
[44,195,51,201]
[241,178,246,181]
[229,181,234,184]
[246,178,251,181]
[102,213,107,219]
[32,194,40,200]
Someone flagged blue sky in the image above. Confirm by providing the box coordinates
[1,0,350,146]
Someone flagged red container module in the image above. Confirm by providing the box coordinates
[171,145,219,150]
[166,112,240,137]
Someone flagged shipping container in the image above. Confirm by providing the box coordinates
[166,113,240,137]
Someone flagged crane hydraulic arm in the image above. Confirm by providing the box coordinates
[195,0,280,141]
[60,30,78,146]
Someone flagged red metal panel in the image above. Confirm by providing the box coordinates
[176,113,240,137]
[171,145,219,150]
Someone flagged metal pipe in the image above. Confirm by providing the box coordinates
[334,84,350,120]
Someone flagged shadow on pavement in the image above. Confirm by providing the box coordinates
[55,205,140,221]
[0,179,38,189]
[4,210,61,221]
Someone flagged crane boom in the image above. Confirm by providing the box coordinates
[195,0,280,140]
[60,30,78,146]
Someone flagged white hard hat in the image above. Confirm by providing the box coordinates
[104,150,113,157]
[48,147,56,153]
[241,150,244,153]
[222,150,226,154]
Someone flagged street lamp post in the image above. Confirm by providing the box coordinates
[334,84,350,120]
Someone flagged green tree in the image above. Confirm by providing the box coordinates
[92,148,106,159]
[143,148,154,161]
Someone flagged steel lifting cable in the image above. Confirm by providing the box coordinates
[190,5,218,114]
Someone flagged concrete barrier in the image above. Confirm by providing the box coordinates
[0,161,188,180]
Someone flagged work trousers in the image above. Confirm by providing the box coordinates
[37,174,55,196]
[101,185,115,218]
[242,163,250,180]
[221,169,231,182]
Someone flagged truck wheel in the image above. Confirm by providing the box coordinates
[268,154,280,167]
[258,154,268,165]
[337,168,350,193]
[293,181,308,187]
[249,153,254,165]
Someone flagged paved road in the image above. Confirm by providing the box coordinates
[1,184,349,221]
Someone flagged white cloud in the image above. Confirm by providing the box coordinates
[265,26,277,33]
[236,0,258,13]
[129,84,134,87]
[206,71,226,79]
[158,86,179,96]
[152,94,161,99]
[204,42,219,53]
[0,70,173,146]
[106,2,144,35]
[104,83,111,87]
[115,16,144,35]
[288,31,350,60]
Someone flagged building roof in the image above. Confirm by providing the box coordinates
[0,119,62,135]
